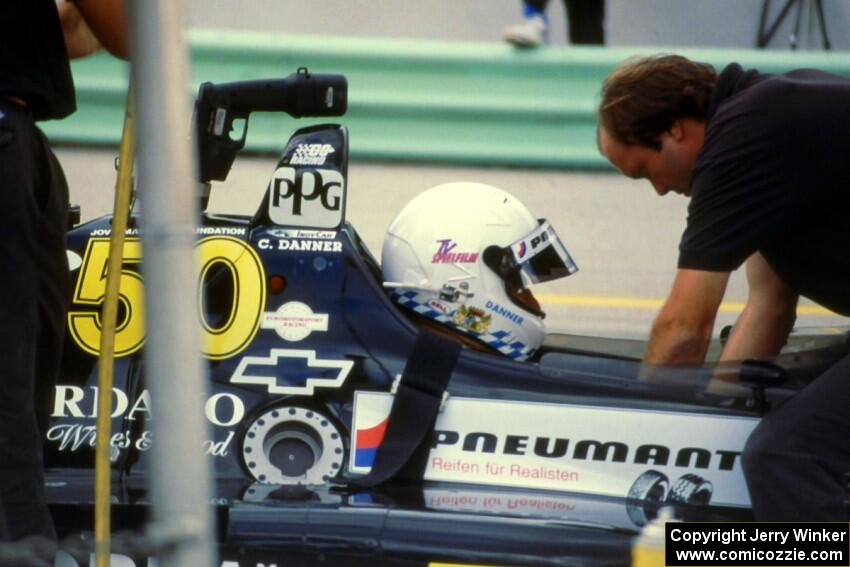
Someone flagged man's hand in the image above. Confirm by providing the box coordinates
[644,268,730,365]
[718,252,797,362]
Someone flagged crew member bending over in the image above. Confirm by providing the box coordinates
[597,54,850,520]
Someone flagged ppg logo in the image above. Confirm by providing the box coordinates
[268,167,345,229]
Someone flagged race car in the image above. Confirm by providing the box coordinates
[45,69,850,566]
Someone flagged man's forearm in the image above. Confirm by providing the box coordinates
[57,2,101,58]
[57,0,128,60]
[719,301,796,362]
[643,268,728,366]
[719,253,798,363]
[644,316,713,365]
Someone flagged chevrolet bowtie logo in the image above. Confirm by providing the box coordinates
[230,349,354,395]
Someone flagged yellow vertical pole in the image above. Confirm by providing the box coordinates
[95,83,135,567]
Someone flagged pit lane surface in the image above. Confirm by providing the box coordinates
[58,147,849,339]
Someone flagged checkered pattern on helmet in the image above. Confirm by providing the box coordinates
[390,290,534,360]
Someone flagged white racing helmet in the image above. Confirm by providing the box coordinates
[381,182,578,361]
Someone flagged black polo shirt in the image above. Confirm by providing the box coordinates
[679,63,850,315]
[0,0,75,121]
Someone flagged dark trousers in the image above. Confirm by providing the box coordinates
[0,101,70,541]
[525,0,606,44]
[742,352,850,520]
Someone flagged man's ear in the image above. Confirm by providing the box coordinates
[668,119,685,142]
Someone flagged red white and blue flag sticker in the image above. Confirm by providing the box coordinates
[353,416,388,468]
[350,392,392,472]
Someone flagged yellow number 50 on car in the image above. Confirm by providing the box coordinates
[67,236,265,360]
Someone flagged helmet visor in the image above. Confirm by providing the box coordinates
[506,220,578,285]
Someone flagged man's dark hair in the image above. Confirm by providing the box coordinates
[598,55,718,150]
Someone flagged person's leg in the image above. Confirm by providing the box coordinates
[504,0,551,47]
[742,352,850,520]
[33,128,70,440]
[0,103,57,542]
[524,0,550,13]
[564,0,605,44]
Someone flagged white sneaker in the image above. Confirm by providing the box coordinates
[504,14,549,48]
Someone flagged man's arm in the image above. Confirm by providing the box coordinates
[718,252,797,362]
[644,268,730,365]
[57,0,128,60]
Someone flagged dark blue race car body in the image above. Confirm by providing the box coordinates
[44,72,850,566]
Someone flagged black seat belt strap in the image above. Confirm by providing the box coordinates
[348,330,461,488]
